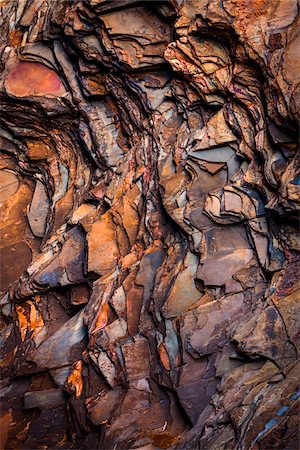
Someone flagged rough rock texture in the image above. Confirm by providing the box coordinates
[0,0,299,449]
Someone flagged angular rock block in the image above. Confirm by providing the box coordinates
[0,0,299,449]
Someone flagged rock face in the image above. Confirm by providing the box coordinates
[0,0,299,449]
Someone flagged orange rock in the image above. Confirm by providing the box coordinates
[159,343,171,371]
[87,212,119,274]
[0,169,19,203]
[8,30,23,46]
[16,301,45,342]
[5,62,65,97]
[26,141,53,160]
[92,302,109,334]
[16,305,28,341]
[66,360,83,398]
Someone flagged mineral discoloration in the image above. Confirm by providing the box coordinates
[5,62,65,97]
[0,0,299,449]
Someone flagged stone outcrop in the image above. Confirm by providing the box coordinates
[0,0,299,449]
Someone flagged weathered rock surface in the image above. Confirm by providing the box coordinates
[0,0,299,449]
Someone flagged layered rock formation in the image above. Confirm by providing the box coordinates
[0,0,299,449]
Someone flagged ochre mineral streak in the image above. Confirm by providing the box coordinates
[0,0,299,449]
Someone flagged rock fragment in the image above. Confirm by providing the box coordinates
[0,0,299,448]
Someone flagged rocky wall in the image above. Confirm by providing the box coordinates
[0,0,299,449]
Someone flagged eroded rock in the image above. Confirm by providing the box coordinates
[0,0,299,449]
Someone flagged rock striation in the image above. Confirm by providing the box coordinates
[0,0,299,449]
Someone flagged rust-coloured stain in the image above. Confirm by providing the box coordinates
[8,30,23,47]
[0,0,299,449]
[16,301,45,341]
[66,360,83,398]
[5,62,65,97]
[92,302,109,334]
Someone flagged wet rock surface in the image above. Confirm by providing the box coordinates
[0,0,299,449]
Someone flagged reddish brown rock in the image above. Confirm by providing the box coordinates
[0,169,19,203]
[5,62,65,97]
[0,0,299,449]
[87,212,119,275]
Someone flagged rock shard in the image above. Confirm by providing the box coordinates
[0,0,299,449]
